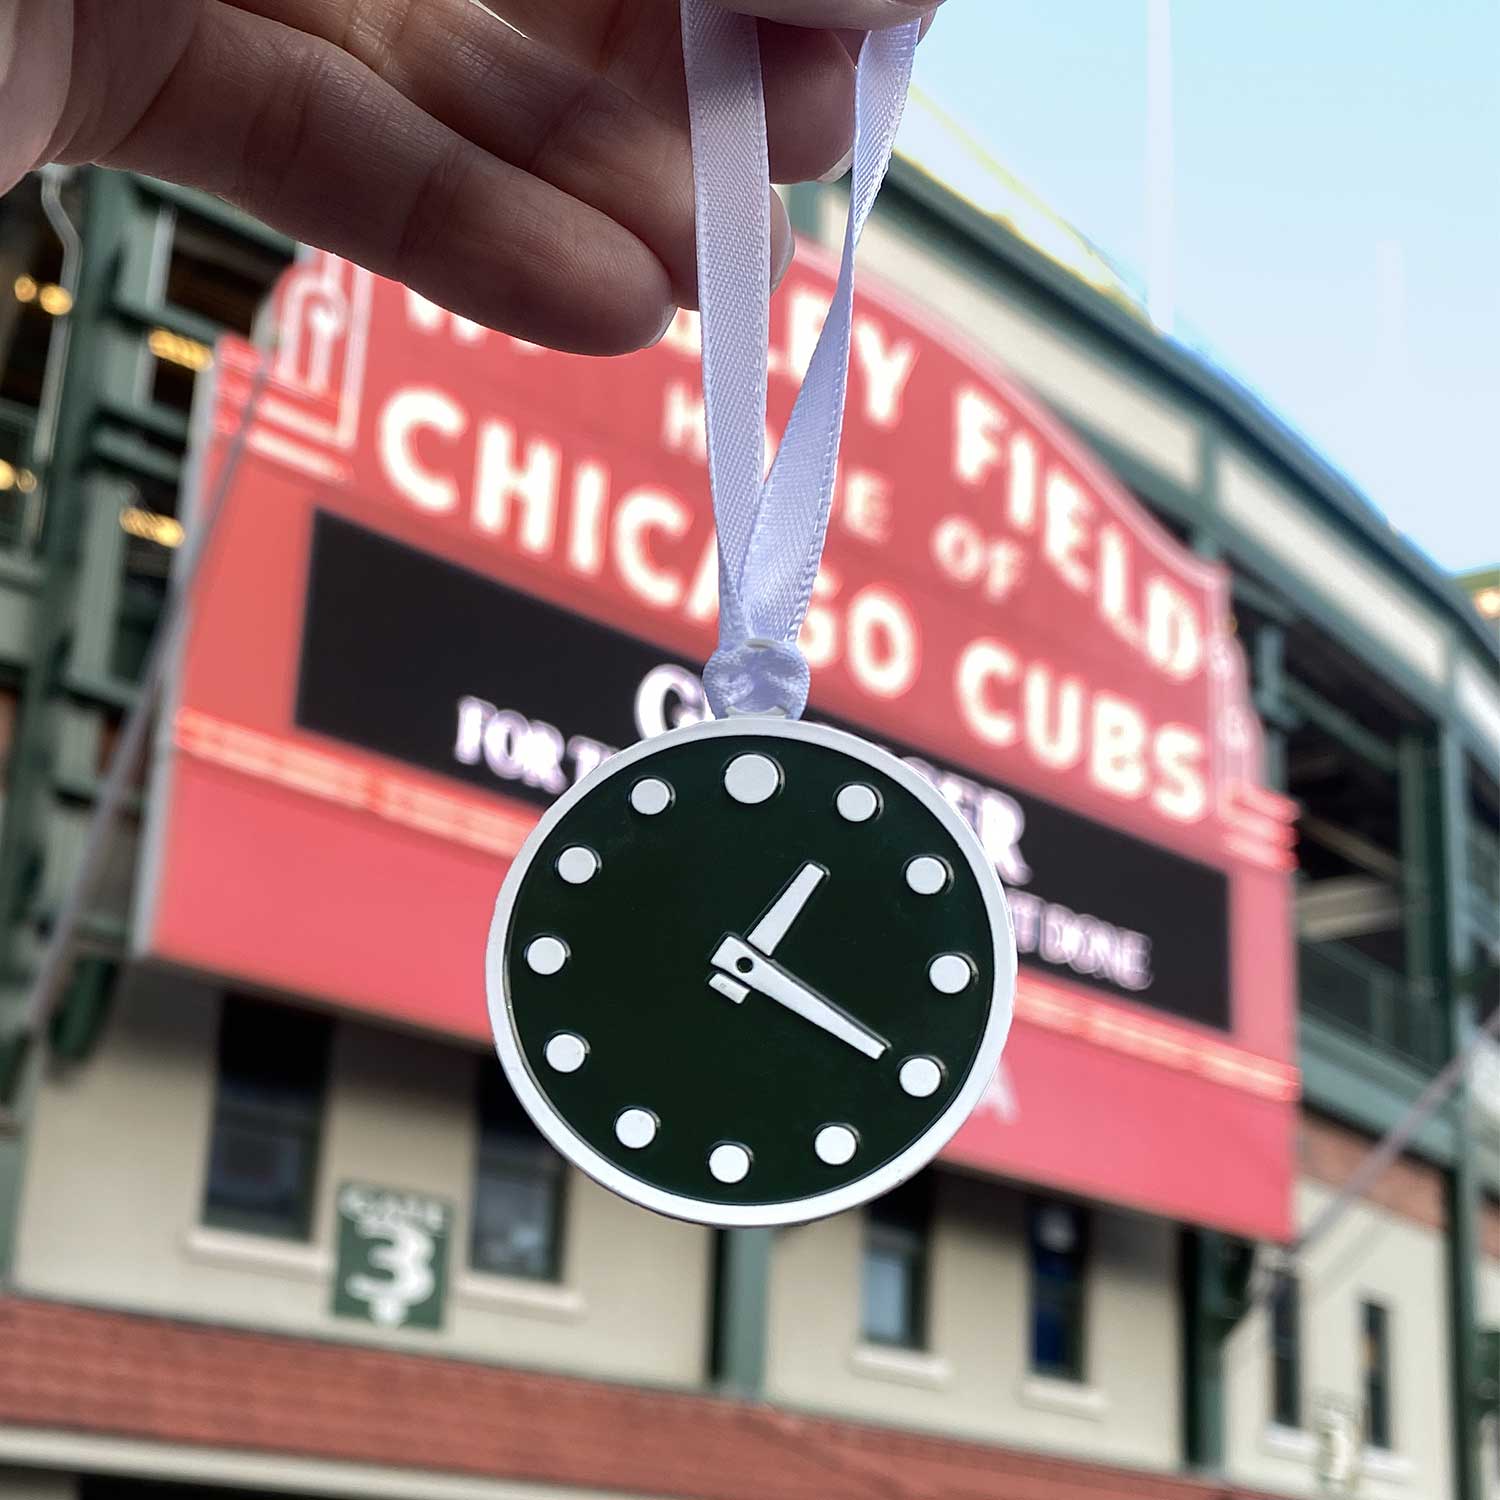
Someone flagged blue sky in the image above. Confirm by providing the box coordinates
[907,0,1500,574]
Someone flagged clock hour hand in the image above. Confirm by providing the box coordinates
[710,935,889,1060]
[705,863,826,1006]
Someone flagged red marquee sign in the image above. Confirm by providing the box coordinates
[137,249,1299,1240]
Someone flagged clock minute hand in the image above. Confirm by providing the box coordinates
[710,936,889,1061]
[747,863,826,956]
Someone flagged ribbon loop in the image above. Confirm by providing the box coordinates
[682,0,918,720]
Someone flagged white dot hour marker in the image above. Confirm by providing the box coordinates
[615,1108,658,1149]
[928,953,972,994]
[544,1033,588,1073]
[905,856,948,895]
[630,778,672,815]
[836,783,879,822]
[556,846,599,885]
[525,936,567,975]
[724,754,780,805]
[708,1143,752,1183]
[814,1125,858,1166]
[900,1056,944,1098]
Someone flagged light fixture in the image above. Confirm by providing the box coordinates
[37,284,72,316]
[148,327,212,372]
[1478,587,1500,621]
[14,277,71,315]
[119,506,185,548]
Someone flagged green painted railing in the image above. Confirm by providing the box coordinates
[1298,939,1447,1070]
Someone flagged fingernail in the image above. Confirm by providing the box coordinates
[647,304,679,347]
[773,229,796,289]
[770,190,795,289]
[818,146,855,184]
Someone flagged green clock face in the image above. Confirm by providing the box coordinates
[486,717,1016,1227]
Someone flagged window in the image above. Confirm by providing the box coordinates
[164,210,292,335]
[861,1175,930,1348]
[1269,1270,1302,1428]
[1362,1300,1392,1450]
[470,1062,565,1280]
[1029,1199,1087,1381]
[203,996,330,1239]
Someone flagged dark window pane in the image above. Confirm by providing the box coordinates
[1270,1271,1302,1428]
[861,1242,916,1345]
[470,1062,564,1281]
[860,1176,930,1349]
[472,1166,560,1278]
[203,996,330,1240]
[165,212,291,335]
[1362,1301,1391,1449]
[1029,1200,1087,1381]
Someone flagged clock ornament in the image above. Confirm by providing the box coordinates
[486,717,1015,1226]
[484,6,1016,1226]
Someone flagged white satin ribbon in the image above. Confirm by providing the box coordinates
[681,0,919,719]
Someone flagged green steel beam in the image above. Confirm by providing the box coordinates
[1437,729,1482,1500]
[1451,1070,1483,1500]
[1287,678,1399,776]
[0,171,130,977]
[97,394,190,446]
[712,1227,771,1397]
[64,670,140,712]
[1181,1229,1255,1472]
[1399,734,1444,1041]
[1251,623,1291,792]
[115,292,225,350]
[1180,1228,1219,1471]
[1231,569,1296,628]
[1300,1014,1457,1162]
[0,1062,30,1273]
[0,169,139,1273]
[91,428,183,486]
[0,552,41,594]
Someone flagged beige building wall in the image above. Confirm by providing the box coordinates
[1225,1179,1452,1500]
[14,969,712,1388]
[764,1169,1181,1469]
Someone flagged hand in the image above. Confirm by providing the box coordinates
[1,0,941,357]
[711,934,888,1059]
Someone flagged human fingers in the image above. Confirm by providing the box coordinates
[63,0,678,352]
[474,0,857,182]
[713,0,936,29]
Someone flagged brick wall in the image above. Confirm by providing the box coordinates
[1298,1110,1446,1232]
[0,1296,1275,1500]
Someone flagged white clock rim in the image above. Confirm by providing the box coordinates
[485,715,1018,1229]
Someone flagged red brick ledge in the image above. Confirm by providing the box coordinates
[1,1297,1271,1500]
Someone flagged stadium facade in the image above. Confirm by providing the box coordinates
[0,158,1495,1500]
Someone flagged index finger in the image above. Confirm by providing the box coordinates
[712,0,936,27]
